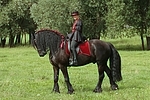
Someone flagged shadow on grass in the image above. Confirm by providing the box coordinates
[115,44,143,51]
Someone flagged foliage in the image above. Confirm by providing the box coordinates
[1,0,150,48]
[104,0,125,38]
[123,0,150,50]
[79,0,107,39]
[0,0,10,37]
[0,0,37,46]
[123,0,149,35]
[30,0,81,34]
[30,0,108,39]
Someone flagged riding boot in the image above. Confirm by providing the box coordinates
[69,50,78,65]
[72,49,78,65]
[69,40,78,65]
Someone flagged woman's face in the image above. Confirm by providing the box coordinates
[73,15,79,20]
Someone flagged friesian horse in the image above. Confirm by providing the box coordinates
[32,29,122,94]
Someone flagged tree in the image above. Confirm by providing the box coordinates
[0,0,11,47]
[30,0,81,34]
[30,0,108,40]
[0,0,37,47]
[105,0,125,38]
[124,0,150,50]
[1,0,150,49]
[79,0,107,39]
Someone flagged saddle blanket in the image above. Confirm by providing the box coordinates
[65,41,91,56]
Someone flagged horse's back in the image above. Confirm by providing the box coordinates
[89,39,111,62]
[89,39,110,50]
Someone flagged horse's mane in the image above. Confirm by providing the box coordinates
[35,29,65,38]
[35,29,65,55]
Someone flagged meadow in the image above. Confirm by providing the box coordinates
[0,37,150,100]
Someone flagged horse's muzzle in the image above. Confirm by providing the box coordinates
[39,51,47,57]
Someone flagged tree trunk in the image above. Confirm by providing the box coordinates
[1,38,6,47]
[146,36,150,50]
[9,34,15,47]
[140,29,145,50]
[15,34,21,45]
[29,29,35,44]
[29,33,31,44]
[24,34,26,45]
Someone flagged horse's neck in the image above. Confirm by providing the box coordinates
[47,33,62,56]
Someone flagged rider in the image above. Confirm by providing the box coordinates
[69,11,83,65]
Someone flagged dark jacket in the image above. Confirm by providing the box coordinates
[71,19,83,42]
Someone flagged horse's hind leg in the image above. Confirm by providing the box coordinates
[60,66,74,94]
[105,66,118,90]
[93,63,105,93]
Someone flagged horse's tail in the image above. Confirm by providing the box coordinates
[108,43,122,82]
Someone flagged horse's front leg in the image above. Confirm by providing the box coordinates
[60,65,74,94]
[52,66,60,93]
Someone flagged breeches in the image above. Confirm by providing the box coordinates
[70,40,78,51]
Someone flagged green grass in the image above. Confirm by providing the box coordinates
[0,37,150,100]
[102,36,147,50]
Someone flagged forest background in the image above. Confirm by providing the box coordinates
[0,0,150,50]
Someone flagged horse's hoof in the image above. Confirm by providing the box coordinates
[52,89,60,93]
[111,85,119,90]
[93,88,102,93]
[67,91,74,94]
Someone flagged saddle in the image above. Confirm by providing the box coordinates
[62,40,91,56]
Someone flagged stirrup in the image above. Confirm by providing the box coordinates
[69,60,74,65]
[69,60,78,65]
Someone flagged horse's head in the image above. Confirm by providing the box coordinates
[32,31,47,57]
[32,29,65,57]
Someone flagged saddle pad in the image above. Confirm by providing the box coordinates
[65,41,91,56]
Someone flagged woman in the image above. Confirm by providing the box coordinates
[69,11,83,65]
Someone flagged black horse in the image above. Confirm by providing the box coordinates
[32,29,122,94]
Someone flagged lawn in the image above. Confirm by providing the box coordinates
[0,37,150,100]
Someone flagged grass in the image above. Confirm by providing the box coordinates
[0,37,150,100]
[101,36,149,50]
